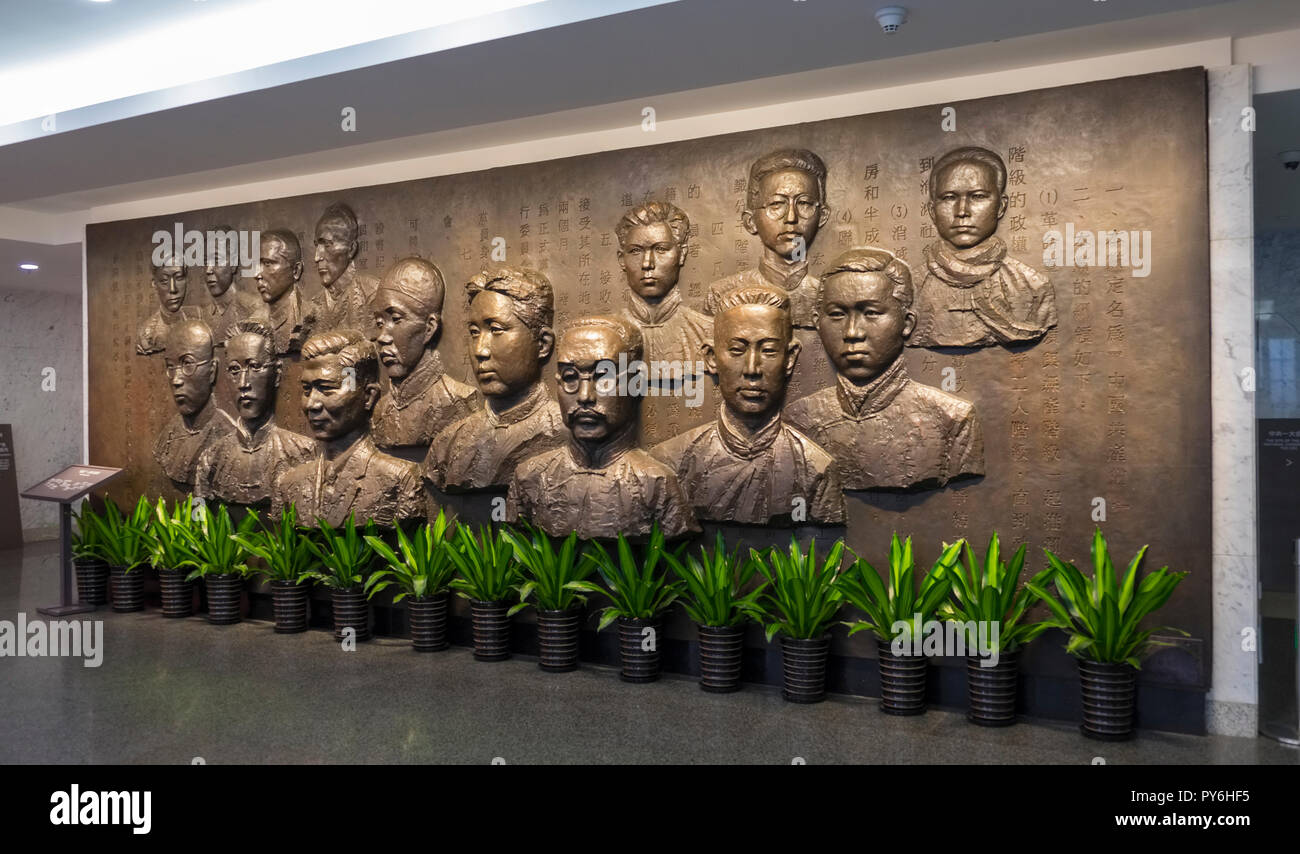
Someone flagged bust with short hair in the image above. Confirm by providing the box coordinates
[615,200,712,366]
[202,224,262,345]
[422,266,566,491]
[369,256,480,450]
[272,329,423,526]
[704,148,831,330]
[153,319,233,488]
[786,247,984,491]
[137,257,201,356]
[193,320,315,506]
[301,202,380,341]
[653,286,844,525]
[910,145,1056,347]
[251,228,306,354]
[506,315,698,540]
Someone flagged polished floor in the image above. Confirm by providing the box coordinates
[2,541,1296,765]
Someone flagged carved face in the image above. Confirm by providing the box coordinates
[708,304,796,418]
[467,290,550,399]
[556,325,636,444]
[204,260,238,299]
[164,326,215,417]
[618,222,684,300]
[314,218,356,289]
[818,271,914,383]
[747,169,827,260]
[255,236,301,304]
[152,265,188,314]
[373,290,434,381]
[225,333,278,421]
[931,160,1007,248]
[300,353,374,441]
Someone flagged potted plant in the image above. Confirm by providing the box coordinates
[447,524,521,661]
[939,533,1056,726]
[181,503,257,625]
[1027,528,1188,741]
[573,525,684,683]
[71,499,109,606]
[147,496,199,618]
[750,537,845,703]
[837,535,960,715]
[365,511,458,652]
[664,532,766,693]
[85,496,153,612]
[502,524,595,672]
[233,504,319,634]
[305,514,377,642]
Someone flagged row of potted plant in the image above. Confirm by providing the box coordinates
[71,497,1187,741]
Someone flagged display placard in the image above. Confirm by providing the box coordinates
[22,464,123,504]
[0,425,21,549]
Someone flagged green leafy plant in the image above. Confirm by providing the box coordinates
[750,536,846,642]
[84,496,153,572]
[304,514,376,590]
[837,534,961,643]
[180,502,258,581]
[938,533,1057,654]
[364,510,458,602]
[233,504,319,584]
[71,499,102,561]
[146,496,198,570]
[446,524,520,602]
[1027,528,1189,668]
[570,525,683,632]
[501,524,595,615]
[664,531,766,628]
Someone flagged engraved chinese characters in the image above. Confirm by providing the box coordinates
[786,247,985,490]
[153,320,233,488]
[909,146,1057,347]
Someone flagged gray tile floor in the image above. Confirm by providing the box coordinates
[3,541,1296,764]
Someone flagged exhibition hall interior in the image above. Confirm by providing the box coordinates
[1,0,1299,772]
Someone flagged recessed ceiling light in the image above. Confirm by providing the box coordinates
[19,263,40,271]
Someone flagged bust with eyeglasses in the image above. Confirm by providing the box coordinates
[152,319,233,488]
[193,320,315,506]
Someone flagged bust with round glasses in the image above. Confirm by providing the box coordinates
[153,319,233,489]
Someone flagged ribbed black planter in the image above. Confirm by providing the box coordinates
[408,592,449,652]
[1078,660,1138,741]
[698,624,745,693]
[158,568,195,618]
[618,617,662,683]
[332,587,371,642]
[536,607,581,672]
[109,566,144,612]
[780,635,830,703]
[75,558,108,606]
[470,599,511,660]
[270,580,309,634]
[877,638,928,715]
[966,649,1020,727]
[205,573,243,625]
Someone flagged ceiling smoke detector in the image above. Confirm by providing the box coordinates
[875,6,907,34]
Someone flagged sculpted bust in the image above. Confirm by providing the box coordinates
[704,148,831,330]
[272,329,423,527]
[653,287,844,526]
[369,256,480,451]
[201,225,261,346]
[194,320,315,506]
[786,247,984,491]
[153,319,232,488]
[137,259,201,356]
[251,229,306,355]
[615,201,711,367]
[423,267,565,492]
[301,202,380,341]
[506,316,699,540]
[910,146,1057,347]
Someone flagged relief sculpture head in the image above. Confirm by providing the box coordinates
[465,266,555,404]
[373,256,446,382]
[816,247,915,384]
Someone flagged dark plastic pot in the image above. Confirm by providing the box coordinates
[470,599,510,660]
[332,587,371,642]
[877,638,928,715]
[158,568,195,618]
[537,607,581,672]
[205,573,243,625]
[74,558,108,606]
[1078,660,1138,741]
[408,592,450,652]
[780,635,830,703]
[270,580,309,634]
[966,649,1020,727]
[618,617,663,683]
[698,624,745,693]
[109,565,144,612]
